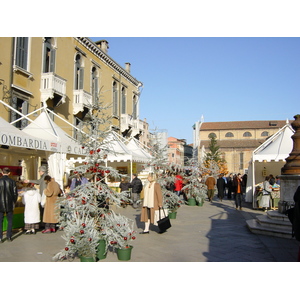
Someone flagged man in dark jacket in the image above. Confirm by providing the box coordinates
[0,167,18,242]
[129,174,143,208]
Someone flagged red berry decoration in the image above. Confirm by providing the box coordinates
[82,200,86,204]
[80,230,84,234]
[124,237,127,240]
[105,170,110,173]
[65,247,69,251]
[90,150,94,155]
[82,223,86,227]
[132,236,136,240]
[97,149,101,152]
[70,239,75,244]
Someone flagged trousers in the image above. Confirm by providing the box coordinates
[0,211,13,239]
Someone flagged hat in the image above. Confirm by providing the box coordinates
[39,166,47,172]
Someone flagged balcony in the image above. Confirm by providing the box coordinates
[40,73,67,104]
[73,90,92,114]
[121,114,144,138]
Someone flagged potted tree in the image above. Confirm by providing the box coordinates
[103,210,136,261]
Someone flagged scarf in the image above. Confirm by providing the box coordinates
[143,182,155,208]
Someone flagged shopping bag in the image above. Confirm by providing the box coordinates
[157,207,171,232]
[154,208,169,225]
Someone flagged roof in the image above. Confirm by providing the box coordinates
[200,120,290,131]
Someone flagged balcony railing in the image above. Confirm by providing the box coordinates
[121,114,144,137]
[40,73,67,104]
[73,90,92,114]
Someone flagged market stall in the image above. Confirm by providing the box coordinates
[245,122,294,208]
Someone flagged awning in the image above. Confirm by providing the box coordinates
[22,111,86,156]
[0,116,58,152]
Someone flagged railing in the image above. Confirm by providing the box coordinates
[121,114,144,136]
[40,73,67,103]
[73,90,92,114]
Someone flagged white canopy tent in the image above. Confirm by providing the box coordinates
[22,111,86,187]
[103,131,152,178]
[245,122,294,206]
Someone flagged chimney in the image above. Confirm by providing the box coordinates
[95,40,109,53]
[125,62,131,73]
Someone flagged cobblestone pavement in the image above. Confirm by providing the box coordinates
[0,197,299,262]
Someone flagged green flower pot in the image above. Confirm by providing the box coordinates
[79,256,95,262]
[168,211,177,219]
[96,239,107,260]
[187,198,196,206]
[197,201,203,207]
[117,246,133,261]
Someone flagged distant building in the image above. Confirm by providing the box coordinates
[168,137,193,166]
[196,120,291,174]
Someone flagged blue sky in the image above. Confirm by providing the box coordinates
[90,37,300,144]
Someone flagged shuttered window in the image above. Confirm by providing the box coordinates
[15,37,28,70]
[113,81,118,116]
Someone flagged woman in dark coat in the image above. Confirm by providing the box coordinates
[217,174,226,202]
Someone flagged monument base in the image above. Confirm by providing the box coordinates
[278,175,300,213]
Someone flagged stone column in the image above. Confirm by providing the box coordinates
[279,114,300,212]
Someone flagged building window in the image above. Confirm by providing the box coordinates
[121,86,126,114]
[239,152,244,170]
[10,96,28,129]
[261,131,269,137]
[243,131,252,137]
[225,132,234,137]
[91,67,99,105]
[15,37,29,70]
[43,37,56,73]
[74,54,84,90]
[208,132,217,139]
[112,81,118,116]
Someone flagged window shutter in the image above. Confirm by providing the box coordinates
[50,48,56,72]
[79,68,84,89]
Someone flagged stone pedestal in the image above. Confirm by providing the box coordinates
[279,175,300,205]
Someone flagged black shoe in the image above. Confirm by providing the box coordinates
[139,231,149,234]
[158,230,166,234]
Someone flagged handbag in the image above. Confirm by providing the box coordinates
[157,207,171,232]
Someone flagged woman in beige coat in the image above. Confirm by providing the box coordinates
[42,175,61,233]
[140,173,163,234]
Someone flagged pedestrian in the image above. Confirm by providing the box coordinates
[42,175,61,233]
[24,165,48,196]
[205,172,216,202]
[24,165,48,229]
[260,176,272,212]
[174,173,183,196]
[139,173,163,234]
[232,173,243,210]
[0,167,18,242]
[275,175,280,185]
[22,185,41,234]
[119,176,131,208]
[70,172,88,190]
[129,173,143,209]
[226,173,233,199]
[217,174,226,202]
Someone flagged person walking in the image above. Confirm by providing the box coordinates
[119,177,131,208]
[0,167,18,242]
[139,173,163,234]
[226,173,233,199]
[174,173,183,196]
[205,173,216,202]
[129,174,143,209]
[42,175,61,233]
[22,185,41,234]
[217,174,226,202]
[233,173,243,210]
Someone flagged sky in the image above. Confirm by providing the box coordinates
[90,37,300,144]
